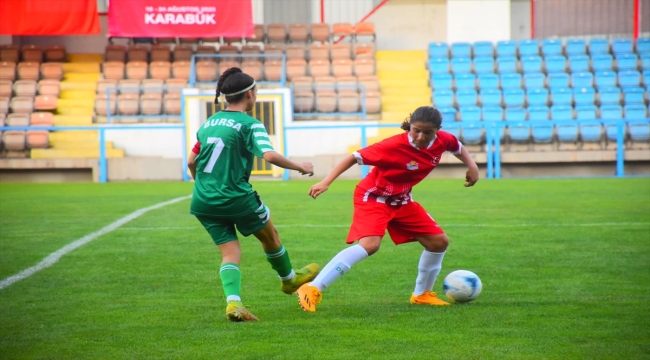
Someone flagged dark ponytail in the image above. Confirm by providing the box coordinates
[215,67,256,105]
[401,106,443,131]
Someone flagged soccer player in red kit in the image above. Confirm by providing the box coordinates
[296,106,479,312]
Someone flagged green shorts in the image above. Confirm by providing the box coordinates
[195,202,271,245]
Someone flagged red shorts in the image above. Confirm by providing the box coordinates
[346,188,445,245]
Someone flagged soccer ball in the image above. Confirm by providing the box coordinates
[443,270,482,303]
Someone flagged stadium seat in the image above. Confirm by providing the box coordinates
[30,112,54,126]
[455,73,476,90]
[267,23,288,42]
[505,107,526,121]
[289,23,309,42]
[532,122,554,143]
[521,56,543,73]
[553,105,578,142]
[241,44,262,56]
[566,39,586,56]
[528,106,549,120]
[612,39,633,55]
[338,90,360,112]
[309,59,330,77]
[432,90,454,108]
[601,104,624,141]
[641,54,650,71]
[141,79,163,96]
[7,113,29,126]
[331,43,352,60]
[429,58,450,74]
[127,45,149,63]
[482,106,503,122]
[459,106,481,122]
[354,58,374,77]
[508,121,531,143]
[10,96,33,113]
[45,46,65,62]
[451,58,472,74]
[365,91,382,114]
[443,125,461,139]
[551,88,573,106]
[309,43,330,60]
[431,73,452,90]
[140,94,163,116]
[0,45,19,63]
[637,38,650,55]
[496,41,517,57]
[17,62,39,81]
[429,42,449,59]
[501,73,522,89]
[576,104,598,119]
[478,73,499,89]
[542,39,563,57]
[439,106,457,122]
[164,93,181,115]
[496,57,517,73]
[456,89,478,107]
[573,87,596,106]
[171,61,190,80]
[105,45,126,62]
[624,104,648,120]
[451,42,472,58]
[473,41,493,57]
[598,87,621,107]
[518,40,539,57]
[616,54,638,71]
[460,122,483,144]
[37,79,60,97]
[626,104,650,142]
[503,88,525,108]
[358,75,379,92]
[13,80,36,97]
[0,97,8,114]
[569,55,590,73]
[480,89,502,107]
[551,105,573,120]
[545,56,567,73]
[523,73,545,89]
[0,80,11,97]
[592,54,613,72]
[618,71,641,88]
[149,61,171,80]
[310,23,330,43]
[196,62,217,82]
[571,72,594,88]
[0,61,15,81]
[644,70,650,87]
[622,87,645,105]
[527,88,549,106]
[241,59,262,81]
[548,73,569,89]
[172,46,193,62]
[588,38,609,55]
[473,57,495,74]
[286,45,306,60]
[594,71,617,88]
[2,131,26,151]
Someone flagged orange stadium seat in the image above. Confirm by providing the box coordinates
[354,43,375,58]
[142,79,164,95]
[314,75,336,91]
[17,62,40,80]
[309,59,330,78]
[332,23,354,38]
[309,44,330,60]
[309,23,330,43]
[338,90,360,112]
[26,130,49,148]
[127,45,149,63]
[358,75,380,92]
[2,131,26,151]
[150,61,171,80]
[103,62,125,80]
[140,94,163,116]
[151,45,171,62]
[7,113,30,126]
[336,75,358,88]
[0,96,9,114]
[196,61,218,82]
[173,45,194,62]
[95,94,117,116]
[0,113,5,126]
[172,61,191,79]
[30,112,54,126]
[34,95,57,110]
[293,76,313,90]
[165,79,186,97]
[0,45,20,63]
[105,45,127,62]
[241,44,262,56]
[0,80,12,97]
[10,96,34,113]
[218,45,240,62]
[264,59,283,81]
[117,79,140,95]
[45,45,66,62]
[353,22,376,41]
[289,23,309,42]
[332,59,353,77]
[22,45,44,63]
[219,60,238,75]
[40,62,63,80]
[0,61,16,81]
[126,61,148,80]
[13,80,37,97]
[117,94,140,115]
[354,58,375,77]
[245,24,265,42]
[331,44,352,60]
[196,45,216,62]
[365,91,381,113]
[294,90,315,112]
[164,92,181,115]
[316,90,337,112]
[286,44,306,61]
[38,79,60,97]
[286,59,307,80]
[241,59,262,81]
[96,79,118,96]
[267,24,288,43]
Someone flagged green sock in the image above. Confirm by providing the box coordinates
[265,245,294,280]
[219,263,241,302]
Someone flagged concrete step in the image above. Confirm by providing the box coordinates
[62,62,101,74]
[56,107,95,116]
[53,115,94,126]
[60,90,96,100]
[50,140,115,150]
[63,73,100,83]
[49,130,98,142]
[31,148,124,159]
[60,81,97,91]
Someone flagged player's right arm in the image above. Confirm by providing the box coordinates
[308,154,357,199]
[187,141,200,180]
[262,151,314,176]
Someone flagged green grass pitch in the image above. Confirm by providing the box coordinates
[0,178,649,359]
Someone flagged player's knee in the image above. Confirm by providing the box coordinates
[422,234,449,252]
[358,237,381,255]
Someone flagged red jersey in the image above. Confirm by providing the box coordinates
[353,131,462,205]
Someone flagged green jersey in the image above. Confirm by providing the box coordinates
[190,111,275,217]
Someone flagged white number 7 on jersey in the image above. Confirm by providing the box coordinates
[203,137,225,173]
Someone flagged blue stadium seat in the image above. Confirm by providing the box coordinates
[518,40,539,57]
[532,123,554,143]
[551,88,573,106]
[566,39,586,56]
[496,57,518,73]
[554,105,578,142]
[612,38,633,55]
[503,88,525,107]
[497,40,517,57]
[473,41,494,58]
[482,106,503,122]
[521,56,543,73]
[456,89,478,107]
[528,105,550,120]
[569,55,590,73]
[629,123,650,142]
[509,122,531,142]
[432,90,454,108]
[473,57,495,74]
[548,73,569,89]
[444,126,462,139]
[626,104,650,142]
[551,105,573,120]
[527,88,549,106]
[461,125,484,145]
[624,104,648,119]
[598,87,621,105]
[573,87,596,106]
[641,54,650,71]
[589,38,609,55]
[575,105,598,119]
[431,73,453,90]
[542,39,563,57]
[439,106,457,121]
[571,72,594,88]
[622,87,645,105]
[429,42,449,59]
[592,54,613,72]
[451,58,472,74]
[618,70,641,88]
[452,42,472,58]
[455,73,476,90]
[478,73,499,89]
[505,108,526,121]
[616,54,638,71]
[501,73,522,89]
[545,55,567,73]
[637,38,650,55]
[523,73,545,89]
[429,58,450,74]
[480,89,502,107]
[644,70,650,87]
[601,104,624,140]
[458,106,481,122]
[594,71,617,88]
[576,105,600,142]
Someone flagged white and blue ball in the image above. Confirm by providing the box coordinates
[443,270,482,303]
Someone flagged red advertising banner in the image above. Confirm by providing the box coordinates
[0,0,100,35]
[108,0,254,38]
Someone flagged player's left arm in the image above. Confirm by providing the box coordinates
[453,146,479,187]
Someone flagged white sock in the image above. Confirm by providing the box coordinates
[311,244,368,291]
[226,295,241,302]
[413,250,445,296]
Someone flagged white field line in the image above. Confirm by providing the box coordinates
[0,195,192,291]
[117,222,650,231]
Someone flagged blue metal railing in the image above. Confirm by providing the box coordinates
[189,54,287,87]
[291,84,367,119]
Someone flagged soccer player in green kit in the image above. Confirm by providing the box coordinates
[188,67,319,322]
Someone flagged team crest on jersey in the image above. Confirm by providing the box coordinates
[406,161,419,170]
[432,156,441,165]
